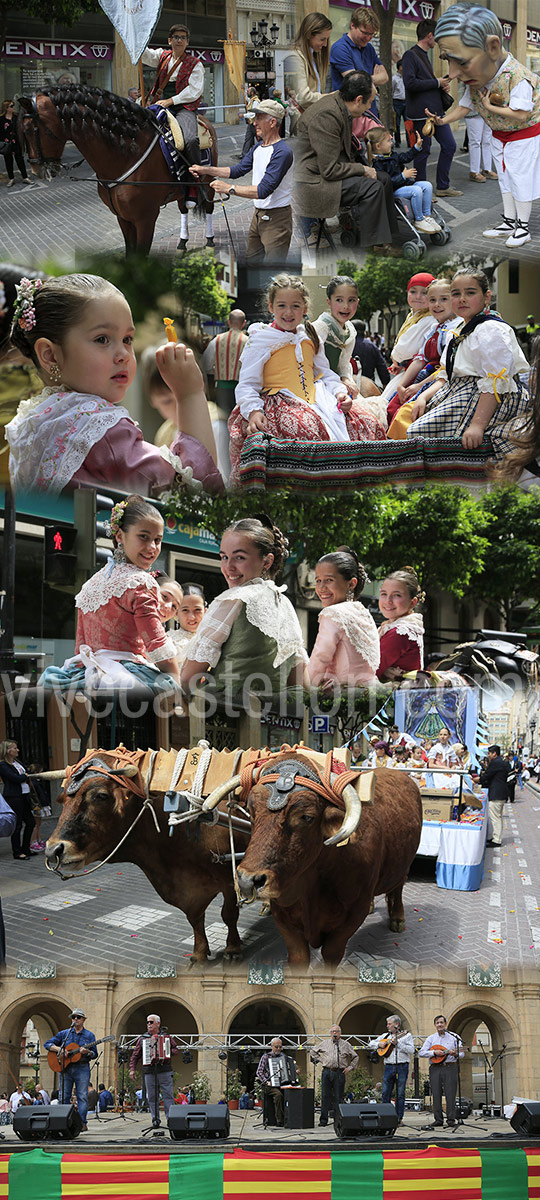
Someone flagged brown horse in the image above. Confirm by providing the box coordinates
[17,85,218,255]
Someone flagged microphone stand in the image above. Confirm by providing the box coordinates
[475,1038,493,1119]
[58,1025,75,1109]
[491,1044,506,1117]
[450,1033,487,1134]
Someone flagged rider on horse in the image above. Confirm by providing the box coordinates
[142,23,204,180]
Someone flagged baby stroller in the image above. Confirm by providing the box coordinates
[339,117,452,260]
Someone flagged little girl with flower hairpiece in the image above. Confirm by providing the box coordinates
[5,274,223,495]
[39,495,180,693]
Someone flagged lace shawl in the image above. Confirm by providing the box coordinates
[5,387,131,494]
[187,578,308,669]
[77,563,160,613]
[378,612,425,667]
[319,601,380,673]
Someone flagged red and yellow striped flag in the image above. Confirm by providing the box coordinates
[383,1147,482,1200]
[62,1154,170,1200]
[224,1150,332,1200]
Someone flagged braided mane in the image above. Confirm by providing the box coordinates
[42,84,157,153]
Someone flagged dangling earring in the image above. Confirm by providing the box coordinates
[49,362,63,387]
[261,568,269,580]
[346,586,355,602]
[113,541,127,565]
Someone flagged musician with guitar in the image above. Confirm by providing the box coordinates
[44,1009,99,1130]
[419,1014,464,1129]
[129,1014,179,1129]
[367,1015,415,1125]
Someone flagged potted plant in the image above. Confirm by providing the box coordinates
[192,1071,212,1104]
[226,1069,244,1110]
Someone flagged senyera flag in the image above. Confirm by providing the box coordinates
[98,0,162,64]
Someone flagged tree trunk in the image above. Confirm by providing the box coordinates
[371,0,399,132]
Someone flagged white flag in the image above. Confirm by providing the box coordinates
[99,0,163,65]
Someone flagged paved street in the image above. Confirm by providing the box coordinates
[1,784,538,973]
[2,120,540,265]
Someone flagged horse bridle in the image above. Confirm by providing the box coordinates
[22,96,65,167]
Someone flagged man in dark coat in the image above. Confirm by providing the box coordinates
[401,18,461,197]
[294,71,400,252]
[352,322,391,385]
[475,745,509,847]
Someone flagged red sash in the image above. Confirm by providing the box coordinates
[492,121,540,170]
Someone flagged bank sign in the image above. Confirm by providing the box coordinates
[331,0,437,20]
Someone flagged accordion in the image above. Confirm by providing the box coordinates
[142,1035,171,1065]
[268,1053,297,1088]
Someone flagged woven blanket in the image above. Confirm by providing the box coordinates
[238,435,493,492]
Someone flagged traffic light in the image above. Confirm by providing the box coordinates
[43,525,78,586]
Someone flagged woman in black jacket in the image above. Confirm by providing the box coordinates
[1,100,31,187]
[0,741,36,859]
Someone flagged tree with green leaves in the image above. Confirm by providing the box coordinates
[0,1,100,47]
[172,251,231,324]
[468,487,540,626]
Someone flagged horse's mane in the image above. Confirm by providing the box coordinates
[42,84,157,152]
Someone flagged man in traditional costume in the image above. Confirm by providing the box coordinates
[142,23,204,176]
[428,2,540,248]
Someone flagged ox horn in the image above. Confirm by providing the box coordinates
[29,769,66,780]
[114,765,139,778]
[202,774,243,812]
[324,783,362,847]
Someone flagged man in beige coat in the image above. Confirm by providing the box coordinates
[294,71,400,251]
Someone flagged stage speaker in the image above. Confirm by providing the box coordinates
[14,1104,83,1141]
[334,1103,398,1139]
[168,1104,230,1140]
[510,1102,540,1137]
[284,1088,315,1129]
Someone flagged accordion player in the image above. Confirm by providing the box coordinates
[255,1037,299,1126]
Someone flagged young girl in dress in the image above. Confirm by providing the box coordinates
[387,278,463,436]
[307,547,380,687]
[379,272,436,408]
[497,334,540,484]
[161,580,206,666]
[228,274,387,484]
[6,274,223,495]
[376,568,425,682]
[39,496,180,692]
[406,268,530,460]
[181,518,307,699]
[313,276,360,398]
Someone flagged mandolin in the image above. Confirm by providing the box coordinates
[376,1037,398,1058]
[430,1044,449,1065]
[47,1035,114,1073]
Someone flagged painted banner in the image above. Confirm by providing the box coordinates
[98,0,162,64]
[1,1147,539,1198]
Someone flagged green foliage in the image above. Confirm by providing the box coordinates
[344,1065,381,1102]
[469,486,540,622]
[172,251,230,322]
[192,1070,212,1102]
[0,0,99,28]
[226,1069,244,1100]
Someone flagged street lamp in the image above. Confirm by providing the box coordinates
[530,719,536,755]
[250,17,280,97]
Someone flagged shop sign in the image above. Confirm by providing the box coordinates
[528,26,540,45]
[2,39,114,59]
[330,0,437,22]
[146,46,224,65]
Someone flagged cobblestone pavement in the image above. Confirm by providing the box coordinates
[1,784,537,973]
[2,121,539,265]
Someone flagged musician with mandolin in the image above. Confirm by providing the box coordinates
[44,1008,99,1130]
[367,1015,415,1125]
[129,1014,179,1129]
[419,1014,464,1129]
[255,1037,299,1127]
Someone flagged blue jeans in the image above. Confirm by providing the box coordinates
[60,1062,90,1124]
[382,1061,409,1120]
[394,180,433,220]
[411,120,456,190]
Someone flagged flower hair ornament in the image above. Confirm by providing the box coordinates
[12,277,43,333]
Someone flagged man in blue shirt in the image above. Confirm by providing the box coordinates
[44,1009,98,1130]
[330,8,388,114]
[97,1083,114,1112]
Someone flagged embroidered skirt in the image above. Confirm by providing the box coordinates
[406,374,530,462]
[229,390,386,485]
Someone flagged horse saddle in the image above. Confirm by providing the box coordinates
[166,110,212,152]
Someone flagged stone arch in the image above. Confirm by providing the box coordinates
[339,996,417,1092]
[114,992,201,1097]
[449,999,519,1106]
[0,991,72,1096]
[224,996,309,1091]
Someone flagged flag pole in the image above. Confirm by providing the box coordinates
[138,57,146,106]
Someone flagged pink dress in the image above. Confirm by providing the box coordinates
[308,601,380,687]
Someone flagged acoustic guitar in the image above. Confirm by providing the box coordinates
[47,1035,114,1072]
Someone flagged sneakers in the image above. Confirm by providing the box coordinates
[415,218,436,233]
[482,215,515,238]
[469,172,486,182]
[435,187,463,197]
[422,215,442,232]
[506,220,531,248]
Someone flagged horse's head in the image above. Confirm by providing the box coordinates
[18,94,65,180]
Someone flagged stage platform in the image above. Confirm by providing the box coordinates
[1,1136,539,1198]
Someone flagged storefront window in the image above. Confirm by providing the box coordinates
[1,40,113,98]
